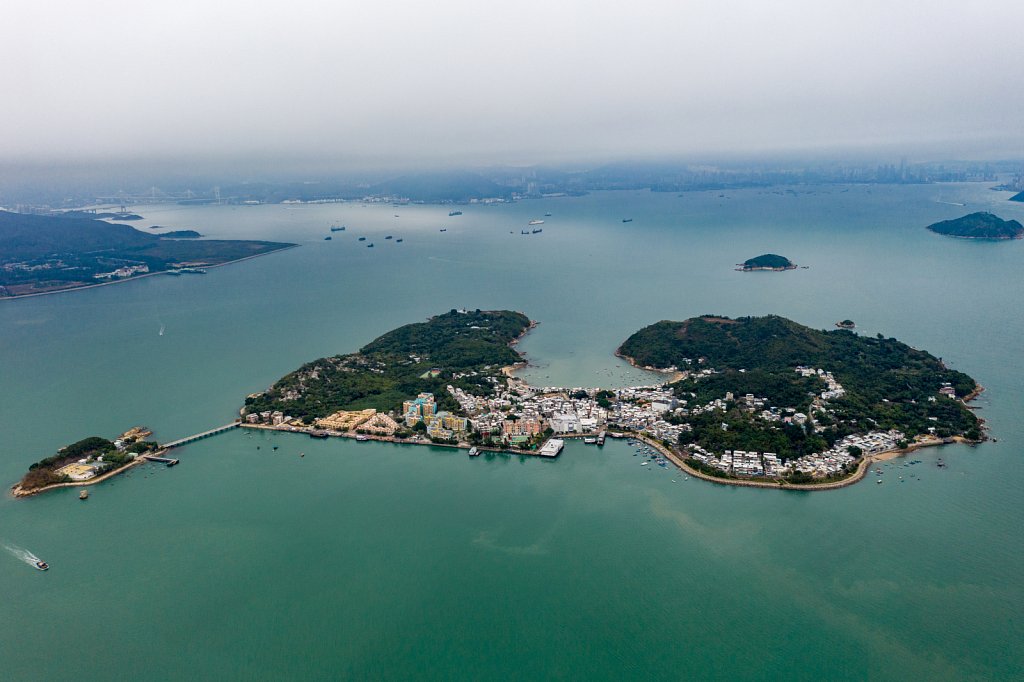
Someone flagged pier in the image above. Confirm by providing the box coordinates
[143,455,179,466]
[162,422,239,449]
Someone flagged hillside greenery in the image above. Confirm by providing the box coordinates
[0,211,294,296]
[742,253,794,269]
[926,212,1023,239]
[244,310,531,422]
[620,315,981,450]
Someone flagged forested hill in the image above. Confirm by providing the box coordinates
[618,315,978,404]
[926,212,1023,239]
[0,210,295,297]
[244,310,532,421]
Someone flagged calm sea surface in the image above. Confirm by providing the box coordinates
[1,185,1022,680]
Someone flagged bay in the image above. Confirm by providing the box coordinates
[1,184,1022,680]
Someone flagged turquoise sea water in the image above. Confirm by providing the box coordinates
[2,185,1022,680]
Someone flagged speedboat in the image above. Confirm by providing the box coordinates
[35,560,49,571]
[468,447,480,457]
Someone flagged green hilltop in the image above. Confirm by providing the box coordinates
[741,253,795,270]
[244,310,532,422]
[618,315,981,453]
[926,212,1023,239]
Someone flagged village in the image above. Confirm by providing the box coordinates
[241,360,925,484]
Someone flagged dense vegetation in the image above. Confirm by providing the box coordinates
[244,310,531,422]
[742,254,794,269]
[0,211,294,296]
[926,212,1023,239]
[18,435,157,490]
[620,315,981,451]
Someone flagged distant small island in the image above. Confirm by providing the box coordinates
[926,212,1023,240]
[738,254,796,271]
[159,230,203,239]
[0,211,295,298]
[835,319,856,329]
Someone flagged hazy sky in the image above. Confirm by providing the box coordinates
[2,0,1022,165]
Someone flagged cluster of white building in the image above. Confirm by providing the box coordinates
[94,263,149,279]
[796,366,846,400]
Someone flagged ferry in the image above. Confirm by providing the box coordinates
[468,446,480,457]
[330,225,346,232]
[449,210,463,216]
[35,560,49,571]
[584,437,597,445]
[308,431,329,439]
[355,435,369,441]
[528,219,544,225]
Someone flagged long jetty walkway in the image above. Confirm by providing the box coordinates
[162,422,239,449]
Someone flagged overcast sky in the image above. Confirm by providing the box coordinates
[2,0,1022,166]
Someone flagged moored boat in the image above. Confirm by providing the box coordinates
[468,446,480,457]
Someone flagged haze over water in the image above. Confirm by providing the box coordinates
[2,184,1023,679]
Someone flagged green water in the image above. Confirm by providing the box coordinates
[2,186,1022,680]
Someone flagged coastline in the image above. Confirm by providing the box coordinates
[9,448,161,498]
[502,318,538,379]
[0,244,298,302]
[613,349,686,383]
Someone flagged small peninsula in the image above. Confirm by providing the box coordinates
[738,253,796,271]
[926,212,1023,240]
[0,211,295,298]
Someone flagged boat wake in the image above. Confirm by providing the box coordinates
[3,542,42,567]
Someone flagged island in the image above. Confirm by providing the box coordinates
[13,312,986,497]
[158,230,204,239]
[835,319,856,329]
[12,427,160,496]
[0,210,296,298]
[617,315,982,485]
[926,212,1024,240]
[737,253,796,271]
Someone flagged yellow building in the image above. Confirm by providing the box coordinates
[315,409,377,431]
